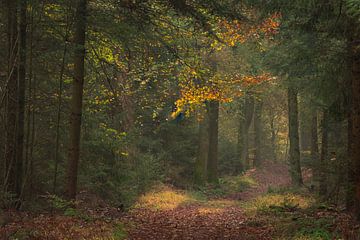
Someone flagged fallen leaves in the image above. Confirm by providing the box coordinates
[2,162,359,240]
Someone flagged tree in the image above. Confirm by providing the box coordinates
[207,100,219,184]
[195,109,209,185]
[319,110,328,196]
[253,98,263,167]
[287,86,303,186]
[344,0,360,219]
[237,94,255,170]
[349,19,360,219]
[16,0,27,205]
[66,0,87,200]
[310,109,320,182]
[4,0,19,203]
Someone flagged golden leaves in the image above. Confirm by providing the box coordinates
[174,65,272,116]
[211,13,281,50]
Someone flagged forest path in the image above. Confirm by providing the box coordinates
[124,161,291,240]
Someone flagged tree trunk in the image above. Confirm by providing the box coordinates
[269,110,277,161]
[4,0,19,199]
[254,99,263,167]
[237,94,254,171]
[311,109,320,182]
[346,86,355,210]
[350,27,360,219]
[16,0,27,206]
[23,4,32,200]
[53,24,70,194]
[288,86,303,186]
[299,106,311,152]
[319,110,328,196]
[195,109,209,185]
[66,0,87,200]
[207,101,219,184]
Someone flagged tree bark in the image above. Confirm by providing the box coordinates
[207,101,219,184]
[53,22,70,194]
[16,0,27,206]
[311,109,320,182]
[4,0,19,199]
[254,99,263,167]
[350,27,360,219]
[346,82,355,210]
[287,86,303,186]
[319,110,328,196]
[237,94,254,171]
[66,0,87,200]
[195,109,209,185]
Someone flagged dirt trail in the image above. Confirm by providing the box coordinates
[125,161,291,240]
[228,161,290,201]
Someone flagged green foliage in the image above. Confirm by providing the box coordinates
[295,225,332,240]
[0,190,17,209]
[47,195,73,210]
[47,195,80,217]
[112,223,127,240]
[195,175,257,198]
[346,0,360,19]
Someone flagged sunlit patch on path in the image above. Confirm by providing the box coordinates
[123,161,291,240]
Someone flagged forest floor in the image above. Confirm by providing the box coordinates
[1,161,360,240]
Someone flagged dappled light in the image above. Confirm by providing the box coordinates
[134,186,195,211]
[1,0,360,239]
[242,193,315,215]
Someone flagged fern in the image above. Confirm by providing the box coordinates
[346,0,360,19]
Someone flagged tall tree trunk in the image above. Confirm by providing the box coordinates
[299,105,311,152]
[207,101,219,184]
[311,109,320,183]
[237,94,254,171]
[288,86,303,186]
[350,26,360,219]
[66,0,87,200]
[16,0,27,206]
[24,7,32,200]
[319,110,328,196]
[195,109,209,185]
[269,112,277,161]
[53,23,70,194]
[346,79,355,210]
[4,0,19,199]
[254,99,263,167]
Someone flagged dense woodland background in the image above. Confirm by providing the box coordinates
[1,0,360,239]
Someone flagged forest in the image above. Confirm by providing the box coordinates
[1,0,360,239]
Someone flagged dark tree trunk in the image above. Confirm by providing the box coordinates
[350,27,360,219]
[207,101,219,184]
[195,109,209,185]
[311,109,320,182]
[299,107,311,152]
[16,0,27,206]
[346,85,355,210]
[237,94,254,171]
[4,0,19,199]
[24,4,33,200]
[254,100,263,167]
[288,86,303,186]
[53,24,69,194]
[269,113,277,161]
[319,110,328,197]
[66,0,87,200]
